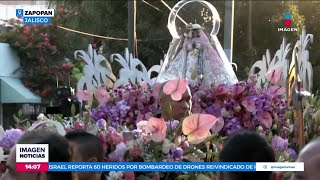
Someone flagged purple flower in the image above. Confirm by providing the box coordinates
[166,120,179,130]
[108,142,128,161]
[0,129,24,150]
[271,136,288,151]
[286,148,297,159]
[205,105,221,117]
[97,119,107,129]
[172,147,183,159]
[226,118,242,135]
[108,126,116,132]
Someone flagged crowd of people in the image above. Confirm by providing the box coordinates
[0,128,317,180]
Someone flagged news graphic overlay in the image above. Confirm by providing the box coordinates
[284,12,292,27]
[16,144,49,172]
[46,162,304,172]
[16,9,54,25]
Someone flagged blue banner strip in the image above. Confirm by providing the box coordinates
[48,162,256,172]
[23,17,51,24]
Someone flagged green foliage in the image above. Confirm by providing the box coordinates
[302,92,320,144]
[0,13,73,100]
[13,109,29,128]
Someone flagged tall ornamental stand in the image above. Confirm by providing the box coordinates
[291,77,305,151]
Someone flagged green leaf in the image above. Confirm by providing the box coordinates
[18,109,23,118]
[25,121,31,128]
[268,132,273,141]
[13,115,20,123]
[54,114,64,122]
[84,112,90,124]
[206,150,213,161]
[71,104,76,116]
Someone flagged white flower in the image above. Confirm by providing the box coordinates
[0,147,4,161]
[0,126,4,141]
[107,171,123,180]
[137,120,148,133]
[37,113,48,121]
[162,139,175,154]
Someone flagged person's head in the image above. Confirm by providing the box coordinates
[159,82,192,121]
[0,131,72,180]
[65,130,104,180]
[219,130,276,180]
[292,137,320,180]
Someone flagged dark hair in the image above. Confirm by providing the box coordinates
[219,130,275,180]
[65,130,104,162]
[18,131,72,180]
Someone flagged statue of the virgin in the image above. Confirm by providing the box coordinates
[156,0,238,86]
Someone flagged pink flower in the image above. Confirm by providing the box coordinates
[40,56,46,63]
[61,64,72,71]
[152,83,161,100]
[151,173,160,180]
[265,86,286,96]
[123,172,135,180]
[140,81,148,91]
[182,114,218,144]
[144,112,153,120]
[76,90,93,101]
[58,8,64,13]
[265,66,283,84]
[136,114,144,121]
[95,86,110,104]
[110,132,122,145]
[146,117,167,142]
[211,117,224,133]
[163,78,187,101]
[215,85,229,95]
[231,84,246,97]
[241,96,257,112]
[257,111,273,129]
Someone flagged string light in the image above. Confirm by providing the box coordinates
[56,25,128,41]
[54,1,188,41]
[56,25,169,42]
[142,0,163,12]
[160,0,187,25]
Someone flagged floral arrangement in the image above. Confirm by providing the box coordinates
[0,70,306,179]
[74,75,297,179]
[88,83,160,130]
[93,79,221,179]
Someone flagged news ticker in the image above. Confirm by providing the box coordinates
[16,162,304,172]
[16,9,54,24]
[15,144,304,172]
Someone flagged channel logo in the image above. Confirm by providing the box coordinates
[278,12,298,32]
[283,12,292,27]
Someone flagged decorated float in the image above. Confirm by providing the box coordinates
[0,0,318,179]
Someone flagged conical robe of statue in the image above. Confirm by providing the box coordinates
[157,24,238,86]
